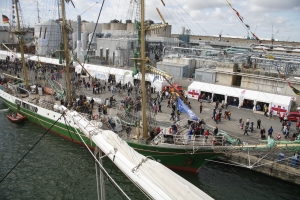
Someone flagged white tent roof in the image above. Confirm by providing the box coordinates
[0,50,30,60]
[29,56,64,66]
[75,64,165,83]
[75,64,132,76]
[188,81,292,106]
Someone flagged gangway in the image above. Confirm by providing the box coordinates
[45,73,65,100]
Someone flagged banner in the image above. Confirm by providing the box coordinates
[177,98,198,121]
[239,89,246,107]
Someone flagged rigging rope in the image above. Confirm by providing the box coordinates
[172,0,209,36]
[81,0,105,74]
[0,112,65,183]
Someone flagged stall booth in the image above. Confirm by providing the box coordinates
[188,81,293,115]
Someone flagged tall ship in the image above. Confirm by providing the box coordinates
[1,0,300,174]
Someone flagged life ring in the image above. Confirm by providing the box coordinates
[93,114,98,120]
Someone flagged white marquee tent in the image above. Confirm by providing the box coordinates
[188,81,293,115]
[75,64,168,90]
[0,50,30,60]
[29,56,65,66]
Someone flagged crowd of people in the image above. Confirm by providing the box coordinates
[236,115,300,141]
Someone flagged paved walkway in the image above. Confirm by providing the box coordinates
[75,82,292,143]
[1,67,294,143]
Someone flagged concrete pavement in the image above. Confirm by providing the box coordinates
[2,67,294,142]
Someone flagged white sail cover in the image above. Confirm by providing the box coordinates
[66,109,213,200]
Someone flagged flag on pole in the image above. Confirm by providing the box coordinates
[177,98,198,121]
[2,15,9,24]
[152,75,159,82]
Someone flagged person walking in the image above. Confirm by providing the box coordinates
[249,122,254,132]
[170,110,175,121]
[285,127,290,139]
[213,126,218,136]
[204,130,210,142]
[199,103,203,113]
[257,119,261,129]
[244,125,249,135]
[260,128,266,139]
[154,104,158,115]
[158,103,162,113]
[268,126,274,137]
[238,117,242,127]
[212,108,216,120]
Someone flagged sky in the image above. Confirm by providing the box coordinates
[1,0,299,42]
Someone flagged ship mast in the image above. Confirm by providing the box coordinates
[140,0,148,138]
[14,0,29,89]
[61,0,72,104]
[134,0,168,138]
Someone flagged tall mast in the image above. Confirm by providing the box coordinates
[140,0,148,138]
[15,0,29,89]
[61,0,72,104]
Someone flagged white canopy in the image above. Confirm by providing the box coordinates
[188,81,292,112]
[75,64,168,88]
[0,50,30,60]
[75,64,133,84]
[29,56,64,66]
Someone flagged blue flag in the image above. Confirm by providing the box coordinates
[153,75,159,82]
[177,98,199,121]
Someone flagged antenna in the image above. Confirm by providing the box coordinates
[271,25,274,45]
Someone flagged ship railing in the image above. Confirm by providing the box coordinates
[151,132,226,147]
[150,132,165,145]
[6,82,31,99]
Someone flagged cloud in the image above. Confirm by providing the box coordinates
[249,0,300,12]
[5,0,299,42]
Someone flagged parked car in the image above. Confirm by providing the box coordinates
[279,112,300,122]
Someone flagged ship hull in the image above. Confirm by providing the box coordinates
[127,141,221,173]
[0,89,221,172]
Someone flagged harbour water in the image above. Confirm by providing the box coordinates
[0,101,299,200]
